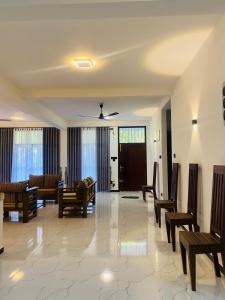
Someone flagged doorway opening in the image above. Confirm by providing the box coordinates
[118,127,147,191]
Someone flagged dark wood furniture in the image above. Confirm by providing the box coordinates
[0,182,38,223]
[154,163,179,228]
[179,165,225,291]
[28,174,63,206]
[58,178,96,218]
[165,164,199,251]
[142,161,158,201]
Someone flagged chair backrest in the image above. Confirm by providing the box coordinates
[187,164,198,218]
[152,162,158,188]
[210,165,225,241]
[170,163,179,202]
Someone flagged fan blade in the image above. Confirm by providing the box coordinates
[0,118,11,121]
[77,114,99,119]
[106,112,119,117]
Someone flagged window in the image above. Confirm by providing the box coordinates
[119,127,145,143]
[81,128,97,180]
[11,128,43,182]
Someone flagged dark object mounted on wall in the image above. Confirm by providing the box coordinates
[111,156,117,162]
[223,84,225,122]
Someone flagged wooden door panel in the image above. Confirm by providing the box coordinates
[119,143,147,191]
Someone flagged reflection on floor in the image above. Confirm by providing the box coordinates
[1,192,225,299]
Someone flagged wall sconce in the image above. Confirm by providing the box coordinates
[192,119,198,129]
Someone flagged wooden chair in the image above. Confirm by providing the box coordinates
[154,163,179,228]
[165,164,199,251]
[179,165,225,291]
[142,162,158,202]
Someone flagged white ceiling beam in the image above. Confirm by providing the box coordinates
[0,1,224,21]
[0,77,67,128]
[24,87,170,100]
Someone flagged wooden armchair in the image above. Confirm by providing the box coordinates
[58,178,96,218]
[154,163,179,228]
[0,182,38,223]
[179,165,225,291]
[165,164,199,251]
[142,162,158,201]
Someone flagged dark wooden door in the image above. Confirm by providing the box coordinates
[119,143,147,191]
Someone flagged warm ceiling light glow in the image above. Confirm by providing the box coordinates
[100,270,114,283]
[9,269,24,282]
[145,29,213,76]
[13,115,25,120]
[73,58,96,69]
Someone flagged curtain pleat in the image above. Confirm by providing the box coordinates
[97,127,110,192]
[81,128,97,180]
[67,127,81,187]
[0,128,13,182]
[43,127,60,174]
[11,128,43,182]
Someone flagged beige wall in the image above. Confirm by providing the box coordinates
[171,15,225,231]
[149,108,169,199]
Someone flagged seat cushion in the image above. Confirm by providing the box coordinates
[77,179,89,189]
[4,202,23,208]
[38,188,56,192]
[29,175,44,188]
[0,182,27,192]
[44,174,61,188]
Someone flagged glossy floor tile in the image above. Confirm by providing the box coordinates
[1,192,225,299]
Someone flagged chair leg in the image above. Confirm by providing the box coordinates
[180,242,187,274]
[142,188,146,202]
[171,224,176,252]
[188,251,196,291]
[212,253,221,277]
[188,224,193,232]
[83,205,88,218]
[157,206,161,228]
[221,251,225,274]
[166,220,171,243]
[194,223,200,232]
[154,203,158,223]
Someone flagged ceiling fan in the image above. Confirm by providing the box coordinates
[0,118,11,122]
[78,103,119,120]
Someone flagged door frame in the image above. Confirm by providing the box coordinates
[118,126,147,191]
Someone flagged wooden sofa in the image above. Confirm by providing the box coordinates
[28,174,64,206]
[58,177,96,218]
[0,182,38,223]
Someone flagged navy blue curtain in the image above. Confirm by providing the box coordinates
[97,127,110,191]
[43,128,60,174]
[0,128,13,182]
[67,127,81,187]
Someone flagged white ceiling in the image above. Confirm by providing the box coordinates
[0,0,224,124]
[40,96,165,122]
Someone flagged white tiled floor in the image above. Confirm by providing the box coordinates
[1,192,225,299]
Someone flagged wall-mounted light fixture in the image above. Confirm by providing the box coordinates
[192,119,198,129]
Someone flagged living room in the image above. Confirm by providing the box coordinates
[1,1,225,299]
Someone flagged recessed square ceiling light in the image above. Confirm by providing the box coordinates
[73,59,95,69]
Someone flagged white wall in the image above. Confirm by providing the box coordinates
[110,127,119,190]
[149,103,170,199]
[171,15,225,231]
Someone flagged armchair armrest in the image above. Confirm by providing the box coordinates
[57,180,64,188]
